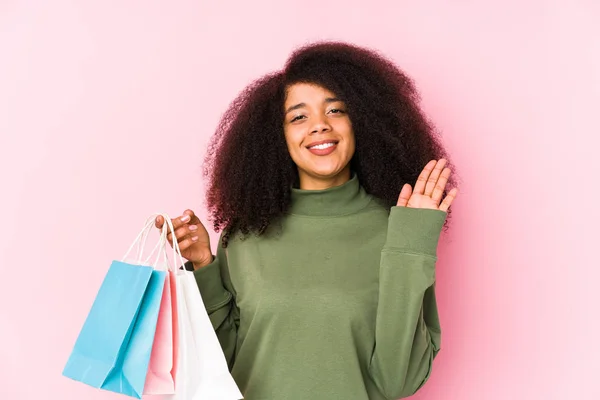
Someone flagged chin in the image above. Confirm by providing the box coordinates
[307,167,348,179]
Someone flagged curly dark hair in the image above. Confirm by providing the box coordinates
[203,41,459,248]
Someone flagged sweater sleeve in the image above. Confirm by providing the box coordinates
[186,233,239,371]
[368,206,447,399]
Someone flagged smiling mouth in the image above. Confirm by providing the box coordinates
[306,141,339,156]
[306,141,339,150]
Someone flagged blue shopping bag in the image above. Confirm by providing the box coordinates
[63,215,169,399]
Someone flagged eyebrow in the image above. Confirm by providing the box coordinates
[284,97,342,114]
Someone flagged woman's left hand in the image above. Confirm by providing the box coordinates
[396,159,458,212]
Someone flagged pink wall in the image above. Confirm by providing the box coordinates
[1,1,599,399]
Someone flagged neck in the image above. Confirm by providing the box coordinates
[289,171,372,216]
[297,167,351,190]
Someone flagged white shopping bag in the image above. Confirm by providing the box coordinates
[161,217,244,400]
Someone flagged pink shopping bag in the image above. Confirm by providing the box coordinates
[141,215,180,395]
[143,270,179,394]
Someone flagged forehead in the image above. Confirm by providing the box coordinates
[284,83,338,105]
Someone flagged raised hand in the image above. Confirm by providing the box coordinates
[155,209,213,269]
[396,159,458,212]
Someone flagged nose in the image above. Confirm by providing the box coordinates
[310,115,332,135]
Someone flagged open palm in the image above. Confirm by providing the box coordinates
[396,159,458,212]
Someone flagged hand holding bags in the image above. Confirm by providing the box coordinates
[62,215,168,398]
[63,213,243,399]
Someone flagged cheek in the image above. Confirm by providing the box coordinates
[346,134,356,159]
[284,126,303,145]
[347,140,356,159]
[283,128,292,146]
[340,125,355,151]
[283,131,303,158]
[334,120,353,138]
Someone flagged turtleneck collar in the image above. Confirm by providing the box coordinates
[289,172,373,217]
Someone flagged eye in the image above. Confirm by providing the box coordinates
[290,115,306,122]
[328,108,345,114]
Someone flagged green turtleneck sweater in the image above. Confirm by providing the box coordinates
[191,174,447,400]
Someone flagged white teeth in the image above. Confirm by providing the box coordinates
[309,143,335,150]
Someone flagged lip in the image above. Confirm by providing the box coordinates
[306,141,338,156]
[305,139,339,149]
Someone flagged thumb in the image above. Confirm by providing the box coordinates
[396,183,412,207]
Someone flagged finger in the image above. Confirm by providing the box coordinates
[157,212,192,244]
[424,159,447,197]
[439,187,458,212]
[171,209,201,237]
[396,183,413,207]
[413,160,437,195]
[431,167,451,204]
[167,224,196,243]
[169,212,194,232]
[177,235,199,252]
[155,214,187,233]
[156,210,201,244]
[182,210,203,227]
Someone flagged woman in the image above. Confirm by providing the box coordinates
[156,41,459,399]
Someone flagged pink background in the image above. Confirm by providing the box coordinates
[1,1,599,399]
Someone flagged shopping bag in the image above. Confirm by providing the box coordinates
[143,228,180,394]
[175,270,244,399]
[62,215,168,399]
[160,217,243,399]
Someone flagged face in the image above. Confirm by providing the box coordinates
[283,83,356,190]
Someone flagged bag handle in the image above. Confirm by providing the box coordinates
[138,214,166,265]
[120,213,187,271]
[159,213,186,272]
[121,213,166,266]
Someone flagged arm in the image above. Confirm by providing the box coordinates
[368,206,447,399]
[186,233,239,371]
